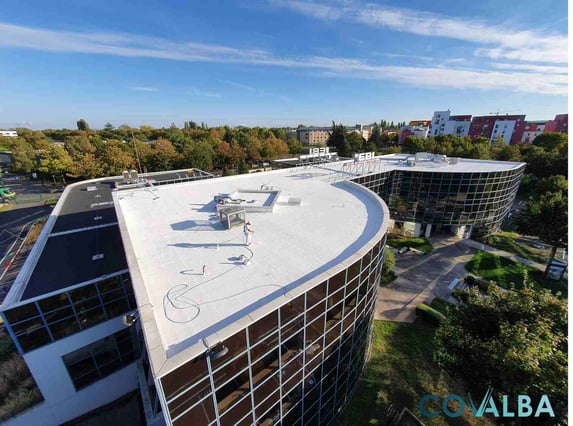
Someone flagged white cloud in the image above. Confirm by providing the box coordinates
[130,86,159,92]
[271,0,567,64]
[217,79,257,91]
[190,87,221,98]
[0,22,566,96]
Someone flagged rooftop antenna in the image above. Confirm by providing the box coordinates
[131,131,143,174]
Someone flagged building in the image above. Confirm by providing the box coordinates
[296,127,331,146]
[544,114,568,134]
[398,121,430,144]
[0,170,215,426]
[291,125,372,147]
[520,121,546,143]
[0,154,524,425]
[0,130,18,137]
[467,115,526,144]
[430,111,471,137]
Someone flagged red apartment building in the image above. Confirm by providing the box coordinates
[468,115,526,144]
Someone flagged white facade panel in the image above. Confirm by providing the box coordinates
[6,317,138,426]
[490,120,517,143]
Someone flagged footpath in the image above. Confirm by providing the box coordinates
[375,236,555,323]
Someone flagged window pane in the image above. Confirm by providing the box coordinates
[4,304,40,324]
[38,294,70,313]
[78,306,106,329]
[19,327,52,352]
[104,298,129,319]
[49,317,80,340]
[70,285,98,303]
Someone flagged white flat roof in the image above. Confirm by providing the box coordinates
[114,166,388,374]
[319,154,524,175]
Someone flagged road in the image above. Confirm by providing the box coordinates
[0,205,52,303]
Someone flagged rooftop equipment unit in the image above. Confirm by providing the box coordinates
[129,170,139,181]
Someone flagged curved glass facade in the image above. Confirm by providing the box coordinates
[157,235,386,426]
[352,165,525,235]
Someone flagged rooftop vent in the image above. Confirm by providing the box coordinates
[209,345,229,360]
[86,186,98,192]
[122,312,138,326]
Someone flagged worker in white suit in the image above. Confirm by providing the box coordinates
[243,221,254,246]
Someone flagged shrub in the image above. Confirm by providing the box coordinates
[382,249,395,276]
[415,303,446,325]
[464,275,491,292]
[452,289,470,303]
[429,297,454,315]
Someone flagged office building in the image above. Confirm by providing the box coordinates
[0,154,524,425]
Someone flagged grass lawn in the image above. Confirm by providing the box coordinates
[477,231,549,264]
[465,251,567,297]
[387,236,433,254]
[379,271,397,287]
[341,321,492,426]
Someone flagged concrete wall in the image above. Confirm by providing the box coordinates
[6,318,138,426]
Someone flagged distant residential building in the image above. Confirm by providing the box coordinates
[291,124,372,146]
[297,127,331,146]
[350,124,373,141]
[430,110,471,137]
[0,130,18,137]
[544,114,568,134]
[399,121,430,144]
[520,121,546,143]
[468,114,526,144]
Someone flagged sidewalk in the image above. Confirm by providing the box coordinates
[458,239,546,271]
[375,240,474,322]
[375,236,560,323]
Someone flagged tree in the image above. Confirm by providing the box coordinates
[76,119,90,131]
[532,132,567,152]
[536,175,567,197]
[346,132,365,154]
[287,137,303,155]
[9,139,37,173]
[146,139,180,171]
[68,152,104,179]
[182,140,214,171]
[516,191,568,262]
[38,145,73,183]
[525,146,567,179]
[401,136,430,154]
[237,158,249,174]
[495,144,522,162]
[327,122,350,157]
[435,284,567,423]
[97,140,135,176]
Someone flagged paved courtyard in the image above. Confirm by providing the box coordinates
[375,236,474,322]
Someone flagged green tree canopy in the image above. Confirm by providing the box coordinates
[532,132,567,152]
[435,284,567,423]
[516,191,567,259]
[327,122,351,157]
[38,145,73,183]
[76,119,90,131]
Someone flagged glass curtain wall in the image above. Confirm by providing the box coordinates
[157,235,386,425]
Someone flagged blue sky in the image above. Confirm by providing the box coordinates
[0,0,567,129]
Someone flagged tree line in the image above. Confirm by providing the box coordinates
[0,120,301,182]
